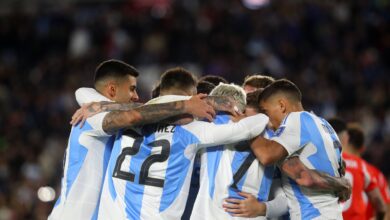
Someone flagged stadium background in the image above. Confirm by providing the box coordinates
[0,0,389,219]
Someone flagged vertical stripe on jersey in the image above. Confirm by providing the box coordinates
[257,165,274,202]
[289,178,321,219]
[256,128,276,202]
[124,133,155,220]
[54,191,61,207]
[159,126,200,212]
[66,122,92,197]
[228,151,251,199]
[92,135,115,220]
[300,112,335,176]
[108,131,123,200]
[207,114,230,198]
[320,118,342,172]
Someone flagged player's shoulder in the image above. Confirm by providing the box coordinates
[343,153,364,169]
[364,161,380,177]
[281,111,307,125]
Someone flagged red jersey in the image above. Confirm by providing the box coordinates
[342,152,377,220]
[365,163,390,220]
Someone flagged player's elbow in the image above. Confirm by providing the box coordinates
[258,154,278,166]
[123,111,143,126]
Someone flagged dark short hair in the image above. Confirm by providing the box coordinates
[258,79,302,103]
[246,89,263,112]
[243,75,275,89]
[347,125,365,150]
[198,75,228,86]
[160,67,197,92]
[151,83,160,98]
[94,59,139,86]
[197,81,215,95]
[327,118,347,135]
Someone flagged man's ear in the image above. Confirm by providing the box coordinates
[107,82,117,99]
[279,98,287,114]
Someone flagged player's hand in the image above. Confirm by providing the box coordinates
[185,94,216,122]
[205,96,242,117]
[339,159,346,176]
[70,102,103,128]
[336,177,352,203]
[223,192,266,217]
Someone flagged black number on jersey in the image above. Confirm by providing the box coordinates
[113,137,143,182]
[230,151,256,190]
[113,137,171,188]
[139,139,170,187]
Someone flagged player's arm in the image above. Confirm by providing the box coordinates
[367,188,387,219]
[282,157,351,202]
[71,101,143,127]
[385,204,390,220]
[364,165,387,219]
[249,136,288,165]
[249,113,302,166]
[185,113,269,148]
[101,94,216,133]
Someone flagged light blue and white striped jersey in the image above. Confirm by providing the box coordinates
[97,95,269,220]
[191,114,275,220]
[272,111,343,220]
[49,88,114,220]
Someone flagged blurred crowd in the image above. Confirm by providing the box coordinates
[0,0,389,219]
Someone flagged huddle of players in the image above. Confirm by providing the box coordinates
[47,59,387,220]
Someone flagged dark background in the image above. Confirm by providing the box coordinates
[0,0,389,219]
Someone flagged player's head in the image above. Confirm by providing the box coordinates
[258,79,303,128]
[327,118,349,148]
[94,59,139,103]
[210,83,246,114]
[159,67,197,96]
[245,89,263,116]
[151,83,160,98]
[197,81,215,95]
[347,124,365,154]
[199,75,228,86]
[242,74,275,94]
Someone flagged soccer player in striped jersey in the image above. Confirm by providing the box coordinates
[228,79,351,220]
[49,61,218,220]
[190,84,277,220]
[96,68,270,220]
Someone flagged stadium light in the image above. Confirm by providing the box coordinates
[37,186,56,202]
[242,0,270,10]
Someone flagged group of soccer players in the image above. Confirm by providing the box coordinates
[48,59,390,220]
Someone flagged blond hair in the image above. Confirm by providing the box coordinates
[210,83,247,112]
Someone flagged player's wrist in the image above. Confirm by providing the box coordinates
[256,201,266,216]
[183,100,192,114]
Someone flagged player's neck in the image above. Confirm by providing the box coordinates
[344,146,361,157]
[160,89,191,96]
[287,102,304,112]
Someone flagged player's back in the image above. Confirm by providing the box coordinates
[272,111,343,220]
[342,153,379,220]
[97,122,199,220]
[191,114,275,220]
[97,115,269,219]
[49,115,114,220]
